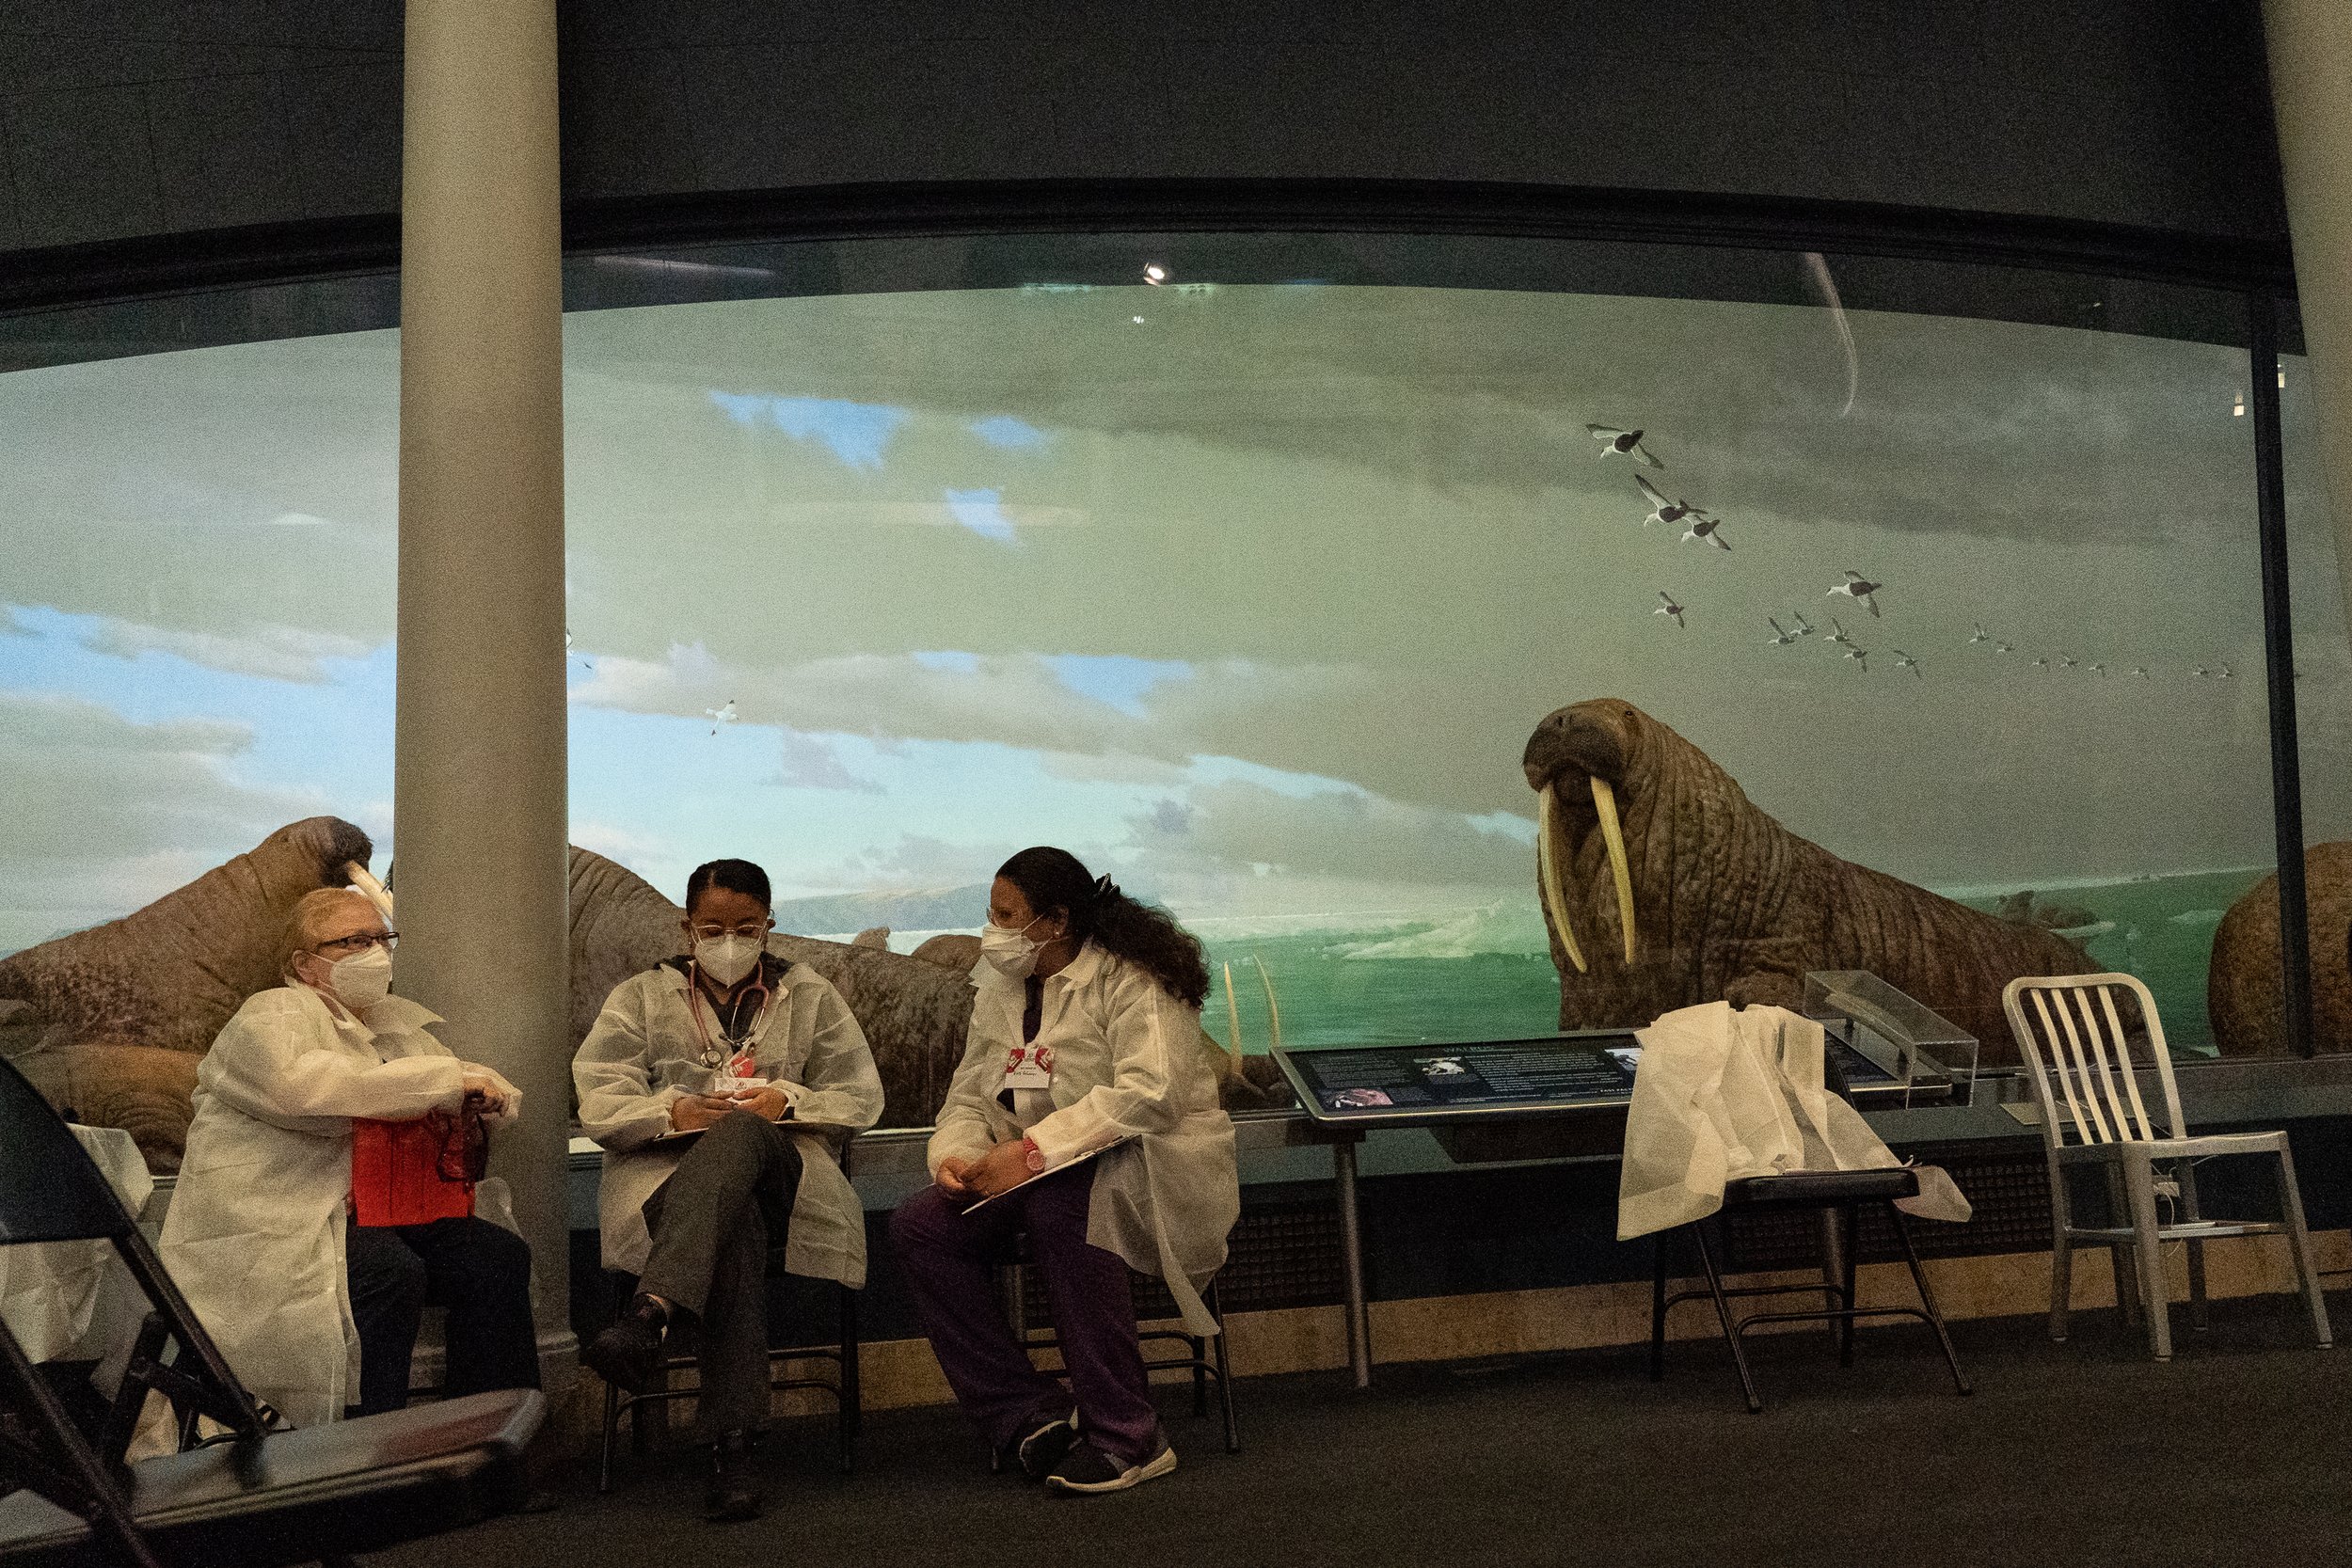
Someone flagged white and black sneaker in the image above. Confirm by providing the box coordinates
[1045,1437,1177,1495]
[1012,1410,1081,1481]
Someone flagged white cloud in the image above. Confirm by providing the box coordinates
[76,618,375,685]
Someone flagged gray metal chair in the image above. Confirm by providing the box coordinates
[2001,973,2333,1360]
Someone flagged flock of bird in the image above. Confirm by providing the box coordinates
[1594,422,2241,684]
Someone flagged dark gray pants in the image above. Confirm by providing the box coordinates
[636,1110,803,1436]
[345,1216,538,1419]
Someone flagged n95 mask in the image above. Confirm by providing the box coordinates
[695,933,764,988]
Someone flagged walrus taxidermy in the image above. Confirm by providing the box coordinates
[2206,842,2352,1056]
[1,816,378,1169]
[1521,699,2096,1064]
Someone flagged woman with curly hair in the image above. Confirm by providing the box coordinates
[890,847,1238,1495]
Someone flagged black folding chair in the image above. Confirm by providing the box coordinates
[0,1056,544,1567]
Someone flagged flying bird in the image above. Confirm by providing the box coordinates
[1655,591,1686,628]
[1969,622,1991,645]
[1828,617,1858,648]
[1765,617,1800,646]
[1681,515,1731,550]
[1828,570,1883,616]
[1634,474,1709,529]
[1792,611,1819,638]
[1894,650,1922,676]
[707,698,739,736]
[1842,646,1869,673]
[1587,424,1663,468]
[2089,662,2107,677]
[2033,657,2052,671]
[1995,641,2015,655]
[2218,664,2236,679]
[2058,655,2079,671]
[2194,666,2215,680]
[2132,666,2150,679]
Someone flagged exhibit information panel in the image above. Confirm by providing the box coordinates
[1278,1031,1929,1130]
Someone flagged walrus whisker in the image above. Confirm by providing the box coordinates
[1537,784,1587,974]
[1590,776,1638,966]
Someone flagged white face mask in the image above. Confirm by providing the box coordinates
[694,933,765,988]
[326,944,393,1009]
[980,915,1048,979]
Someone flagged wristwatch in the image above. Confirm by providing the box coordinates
[1021,1136,1046,1173]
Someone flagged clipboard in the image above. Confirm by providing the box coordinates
[961,1133,1139,1215]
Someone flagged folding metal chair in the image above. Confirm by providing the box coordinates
[0,1055,543,1568]
[2001,972,2333,1360]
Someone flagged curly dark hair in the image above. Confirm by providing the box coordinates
[996,847,1209,1008]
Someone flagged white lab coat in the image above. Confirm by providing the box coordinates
[574,958,882,1285]
[156,984,519,1429]
[928,942,1238,1336]
[1616,1000,1971,1241]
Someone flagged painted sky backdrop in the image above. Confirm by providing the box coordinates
[3,278,2349,956]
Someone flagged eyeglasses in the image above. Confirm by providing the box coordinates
[690,923,771,942]
[317,930,398,956]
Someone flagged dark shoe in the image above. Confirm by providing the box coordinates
[704,1430,763,1523]
[1006,1409,1079,1482]
[581,1295,666,1395]
[1046,1436,1177,1495]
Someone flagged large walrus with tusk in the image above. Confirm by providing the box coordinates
[1520,699,2096,1064]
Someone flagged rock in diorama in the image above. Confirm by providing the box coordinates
[1,817,1284,1169]
[2206,842,2352,1057]
[1519,699,2097,1063]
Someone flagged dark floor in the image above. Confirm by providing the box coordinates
[384,1293,2352,1568]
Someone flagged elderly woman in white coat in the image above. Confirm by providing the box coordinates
[157,887,535,1428]
[890,847,1238,1497]
[574,858,881,1523]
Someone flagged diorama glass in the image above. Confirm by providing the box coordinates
[0,231,2330,1170]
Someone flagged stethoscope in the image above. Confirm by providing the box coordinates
[685,965,777,1070]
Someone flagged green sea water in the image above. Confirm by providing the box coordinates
[1199,866,2273,1060]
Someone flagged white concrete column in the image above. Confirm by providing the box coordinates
[2265,0,2352,637]
[395,0,572,1371]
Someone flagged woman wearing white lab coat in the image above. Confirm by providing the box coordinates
[890,847,1237,1497]
[573,858,882,1523]
[158,888,532,1429]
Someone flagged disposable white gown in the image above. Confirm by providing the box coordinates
[927,942,1239,1336]
[1616,1001,1971,1241]
[157,984,519,1428]
[574,959,882,1284]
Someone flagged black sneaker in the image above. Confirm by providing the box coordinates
[704,1430,763,1523]
[580,1295,666,1395]
[1045,1437,1177,1495]
[1012,1410,1080,1481]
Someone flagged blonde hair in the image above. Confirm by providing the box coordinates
[281,887,376,983]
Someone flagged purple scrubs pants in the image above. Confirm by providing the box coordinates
[889,1163,1160,1465]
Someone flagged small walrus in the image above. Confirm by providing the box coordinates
[1520,698,2095,1065]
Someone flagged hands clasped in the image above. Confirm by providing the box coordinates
[937,1138,1034,1201]
[669,1084,793,1132]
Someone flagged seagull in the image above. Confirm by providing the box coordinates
[1765,617,1800,646]
[2058,655,2079,671]
[2131,666,2150,679]
[1969,622,1991,645]
[1828,570,1883,617]
[1654,591,1686,628]
[1843,646,1869,673]
[1635,475,1710,529]
[707,698,739,736]
[2033,657,2052,671]
[1894,649,1922,676]
[1792,611,1819,639]
[2194,666,2215,680]
[1828,617,1858,648]
[1995,641,2015,655]
[2218,664,2235,680]
[2089,662,2107,677]
[1587,424,1663,468]
[1680,515,1731,550]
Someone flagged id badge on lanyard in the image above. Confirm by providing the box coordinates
[1001,1042,1055,1090]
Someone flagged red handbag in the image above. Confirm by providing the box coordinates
[350,1105,481,1227]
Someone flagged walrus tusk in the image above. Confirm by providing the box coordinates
[1590,776,1637,966]
[1222,961,1246,1081]
[1536,785,1587,974]
[343,862,394,923]
[1252,955,1283,1052]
